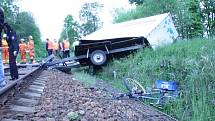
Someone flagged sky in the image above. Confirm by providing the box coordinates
[17,0,133,41]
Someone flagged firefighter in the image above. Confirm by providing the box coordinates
[46,38,53,56]
[2,34,9,64]
[27,35,35,64]
[53,39,59,56]
[0,7,6,87]
[63,38,70,58]
[3,23,19,80]
[19,39,27,64]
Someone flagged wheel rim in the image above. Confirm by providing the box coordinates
[92,53,104,63]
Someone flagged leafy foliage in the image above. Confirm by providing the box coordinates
[113,0,178,24]
[15,12,46,58]
[79,2,103,36]
[114,0,215,39]
[0,0,19,25]
[60,15,79,45]
[200,0,215,37]
[60,2,103,44]
[1,0,46,59]
[128,0,144,5]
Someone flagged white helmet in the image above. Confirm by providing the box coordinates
[29,35,33,40]
[3,34,7,38]
[20,38,25,42]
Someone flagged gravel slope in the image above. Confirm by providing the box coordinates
[32,70,176,121]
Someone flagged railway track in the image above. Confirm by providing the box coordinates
[0,56,53,121]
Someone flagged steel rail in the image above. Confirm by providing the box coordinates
[0,67,40,96]
[0,55,54,104]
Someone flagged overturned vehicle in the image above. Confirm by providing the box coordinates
[74,13,178,66]
[46,13,178,72]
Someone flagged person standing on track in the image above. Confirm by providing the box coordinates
[3,23,19,80]
[27,35,35,64]
[2,34,9,64]
[53,39,59,56]
[19,38,27,64]
[1,7,19,81]
[0,7,6,87]
[63,38,70,58]
[46,38,53,56]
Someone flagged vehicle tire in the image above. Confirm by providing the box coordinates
[123,78,146,94]
[90,50,107,66]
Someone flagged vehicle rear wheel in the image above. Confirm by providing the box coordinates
[90,50,107,66]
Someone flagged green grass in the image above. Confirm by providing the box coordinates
[74,38,215,121]
[72,68,98,87]
[98,38,215,121]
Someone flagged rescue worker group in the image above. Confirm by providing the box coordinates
[0,8,72,88]
[2,35,71,64]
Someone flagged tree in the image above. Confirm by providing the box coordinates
[15,12,46,58]
[115,0,207,39]
[200,0,215,37]
[129,0,144,5]
[0,0,19,26]
[1,0,46,58]
[15,12,40,40]
[186,0,203,38]
[114,0,178,23]
[79,2,103,36]
[60,15,79,45]
[173,0,190,39]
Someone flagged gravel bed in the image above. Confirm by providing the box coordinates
[30,70,175,121]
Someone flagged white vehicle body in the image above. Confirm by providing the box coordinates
[82,13,178,49]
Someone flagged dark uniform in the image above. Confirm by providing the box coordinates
[0,7,4,46]
[3,23,19,80]
[1,8,19,80]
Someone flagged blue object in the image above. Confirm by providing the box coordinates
[0,48,5,87]
[155,80,177,91]
[167,28,174,35]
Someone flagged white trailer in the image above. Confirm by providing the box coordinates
[72,13,179,66]
[82,13,178,49]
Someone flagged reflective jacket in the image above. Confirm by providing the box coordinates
[53,42,59,50]
[46,40,53,50]
[63,41,70,50]
[2,39,8,48]
[28,40,34,50]
[19,43,27,52]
